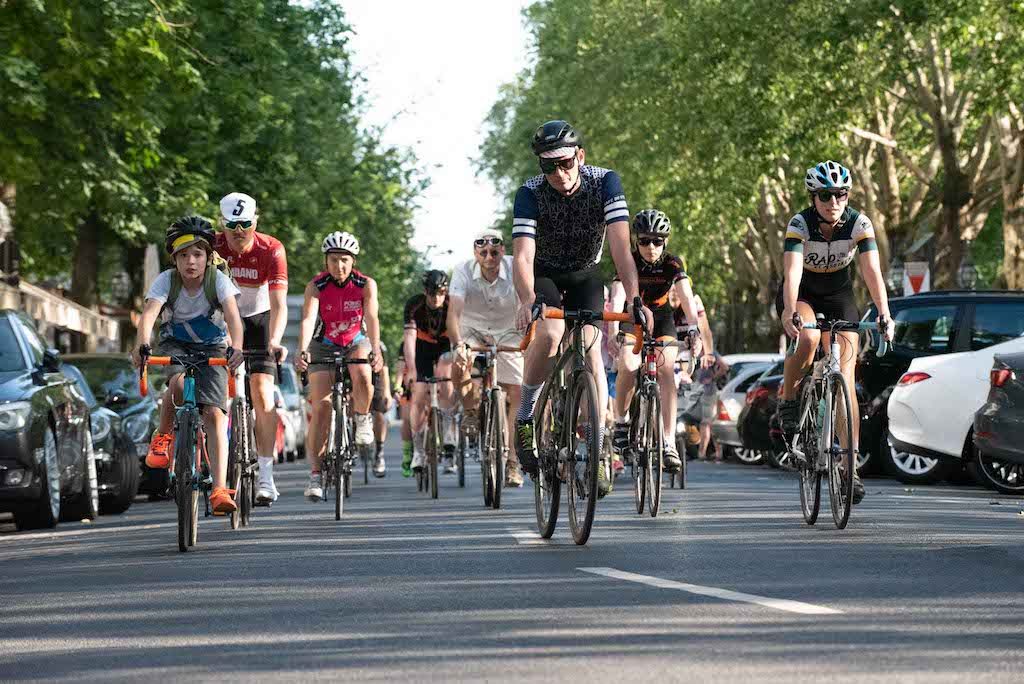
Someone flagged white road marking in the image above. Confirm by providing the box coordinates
[1,523,170,542]
[508,529,547,545]
[579,567,843,615]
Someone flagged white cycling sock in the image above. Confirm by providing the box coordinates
[258,456,274,482]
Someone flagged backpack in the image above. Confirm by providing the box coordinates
[162,251,235,316]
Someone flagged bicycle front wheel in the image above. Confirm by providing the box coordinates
[631,395,646,515]
[457,424,466,489]
[567,370,600,545]
[826,374,855,529]
[533,379,561,537]
[490,389,505,510]
[334,402,346,520]
[480,398,493,506]
[174,410,199,552]
[227,401,244,530]
[646,389,663,518]
[428,409,440,499]
[797,380,822,525]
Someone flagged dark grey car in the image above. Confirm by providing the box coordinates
[973,350,1024,494]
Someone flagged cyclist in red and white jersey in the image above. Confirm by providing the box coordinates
[214,192,289,504]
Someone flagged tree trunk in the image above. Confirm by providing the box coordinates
[997,106,1024,289]
[70,210,102,307]
[121,242,148,310]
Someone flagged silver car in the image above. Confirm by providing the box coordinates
[277,364,307,461]
[711,354,781,463]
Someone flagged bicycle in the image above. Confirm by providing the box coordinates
[784,315,888,529]
[305,351,371,520]
[466,343,521,509]
[416,376,450,499]
[140,351,235,552]
[520,304,641,545]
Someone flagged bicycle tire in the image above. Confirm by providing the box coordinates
[567,370,600,545]
[334,398,345,520]
[345,451,354,498]
[533,378,561,538]
[363,446,369,485]
[826,374,855,529]
[174,409,198,552]
[490,389,505,510]
[797,380,822,525]
[647,389,663,518]
[457,426,466,489]
[227,400,244,530]
[426,408,440,499]
[480,398,493,506]
[630,394,646,515]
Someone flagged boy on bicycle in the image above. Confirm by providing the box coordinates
[134,217,244,515]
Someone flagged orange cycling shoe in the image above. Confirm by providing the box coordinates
[145,432,175,469]
[210,487,238,515]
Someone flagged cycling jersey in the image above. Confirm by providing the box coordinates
[312,270,368,347]
[403,294,448,344]
[213,232,288,318]
[783,206,877,296]
[615,250,688,308]
[511,165,629,273]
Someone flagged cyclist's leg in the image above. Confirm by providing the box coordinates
[242,313,280,490]
[658,340,680,463]
[777,292,820,437]
[410,341,435,469]
[612,335,640,452]
[201,405,229,489]
[303,369,332,500]
[345,337,374,445]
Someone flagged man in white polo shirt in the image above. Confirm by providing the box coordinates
[448,228,525,487]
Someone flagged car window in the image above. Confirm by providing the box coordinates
[71,358,166,400]
[0,318,28,372]
[278,366,298,395]
[892,305,957,353]
[969,302,1024,351]
[735,372,765,393]
[12,314,45,364]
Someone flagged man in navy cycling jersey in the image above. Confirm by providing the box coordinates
[511,119,651,497]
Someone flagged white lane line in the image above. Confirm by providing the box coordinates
[508,529,547,545]
[578,567,843,616]
[1,523,170,542]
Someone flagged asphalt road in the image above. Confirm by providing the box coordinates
[2,434,1023,682]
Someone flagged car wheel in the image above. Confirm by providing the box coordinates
[974,448,1024,495]
[880,433,953,485]
[730,447,765,466]
[855,448,873,475]
[101,443,140,515]
[63,429,99,521]
[14,426,61,530]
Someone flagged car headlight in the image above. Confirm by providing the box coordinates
[123,414,152,443]
[0,401,32,431]
[90,412,112,443]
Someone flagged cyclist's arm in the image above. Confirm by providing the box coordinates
[674,277,700,327]
[607,280,626,339]
[698,306,714,356]
[402,328,417,381]
[363,277,382,354]
[296,281,320,356]
[222,294,244,357]
[858,246,891,319]
[781,251,803,316]
[512,237,536,308]
[607,221,639,300]
[447,293,465,349]
[268,288,288,351]
[136,298,163,349]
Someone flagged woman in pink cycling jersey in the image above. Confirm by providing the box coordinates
[295,231,384,502]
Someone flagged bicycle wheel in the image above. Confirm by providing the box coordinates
[797,380,822,525]
[227,401,244,530]
[428,409,440,499]
[646,389,663,518]
[533,378,562,538]
[480,398,493,506]
[567,370,600,545]
[630,395,646,515]
[363,446,369,485]
[490,389,505,510]
[334,401,345,520]
[174,410,198,552]
[457,425,466,489]
[826,374,855,529]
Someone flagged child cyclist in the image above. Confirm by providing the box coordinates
[133,217,244,515]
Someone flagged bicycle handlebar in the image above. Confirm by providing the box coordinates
[468,344,522,354]
[519,306,642,354]
[140,355,235,399]
[785,318,890,358]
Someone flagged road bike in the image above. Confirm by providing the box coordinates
[467,342,521,509]
[522,304,641,545]
[141,351,235,552]
[416,376,450,499]
[784,316,888,529]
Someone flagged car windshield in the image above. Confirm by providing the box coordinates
[278,366,299,395]
[725,361,768,383]
[67,357,166,401]
[62,364,98,408]
[762,361,785,378]
[0,318,26,372]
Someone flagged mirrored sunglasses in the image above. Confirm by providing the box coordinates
[224,220,254,231]
[815,190,848,203]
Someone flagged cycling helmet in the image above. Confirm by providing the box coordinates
[632,209,671,236]
[422,269,449,292]
[321,231,360,256]
[531,120,583,157]
[805,160,852,192]
[165,216,215,255]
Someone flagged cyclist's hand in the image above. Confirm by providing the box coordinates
[783,309,802,340]
[132,344,151,369]
[516,298,535,332]
[879,314,895,342]
[227,347,244,371]
[370,346,384,373]
[700,352,716,369]
[295,350,310,373]
[269,343,288,364]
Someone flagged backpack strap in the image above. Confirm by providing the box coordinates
[161,269,184,318]
[203,264,220,311]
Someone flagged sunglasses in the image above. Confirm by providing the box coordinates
[815,190,849,203]
[474,237,503,247]
[637,237,666,247]
[224,220,254,231]
[478,249,501,258]
[539,155,578,174]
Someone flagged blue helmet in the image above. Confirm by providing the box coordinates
[805,160,852,192]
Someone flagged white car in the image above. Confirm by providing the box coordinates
[887,335,1024,481]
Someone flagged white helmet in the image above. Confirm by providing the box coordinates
[804,160,852,192]
[321,231,359,255]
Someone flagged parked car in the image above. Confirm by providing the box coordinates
[974,351,1024,494]
[719,353,783,385]
[277,363,306,461]
[61,364,140,514]
[62,353,168,497]
[737,361,784,465]
[862,290,1024,484]
[712,362,773,464]
[0,310,97,530]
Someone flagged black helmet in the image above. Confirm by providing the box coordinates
[632,209,671,237]
[422,269,449,292]
[531,120,583,156]
[165,215,215,255]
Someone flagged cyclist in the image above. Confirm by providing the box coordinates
[396,347,415,477]
[777,160,894,505]
[606,209,702,472]
[213,192,289,505]
[403,270,456,474]
[370,342,393,477]
[134,217,244,515]
[295,231,384,501]
[511,119,652,497]
[448,228,525,488]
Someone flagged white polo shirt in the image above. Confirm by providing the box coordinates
[449,256,519,336]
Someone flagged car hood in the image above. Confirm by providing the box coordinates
[0,370,35,402]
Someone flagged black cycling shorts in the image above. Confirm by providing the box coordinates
[242,312,277,376]
[774,282,859,324]
[533,266,605,319]
[414,338,452,382]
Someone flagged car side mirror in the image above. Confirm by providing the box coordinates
[42,348,62,371]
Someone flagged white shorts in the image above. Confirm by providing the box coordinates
[464,327,524,386]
